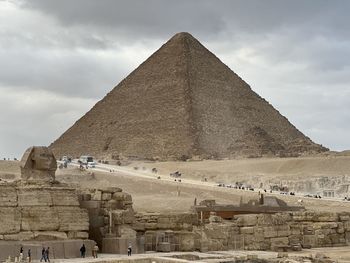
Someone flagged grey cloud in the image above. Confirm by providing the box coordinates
[0,0,350,157]
[21,0,350,40]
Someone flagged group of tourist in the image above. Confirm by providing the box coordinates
[16,242,131,261]
[19,246,31,263]
[40,247,50,262]
[17,246,48,263]
[80,244,100,258]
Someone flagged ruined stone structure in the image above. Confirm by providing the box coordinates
[192,196,304,221]
[78,187,142,254]
[0,147,92,261]
[50,32,327,161]
[131,211,350,253]
[133,212,199,252]
[196,211,350,252]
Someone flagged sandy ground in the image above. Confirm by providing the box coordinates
[0,160,20,178]
[132,156,350,182]
[2,157,350,213]
[18,247,350,263]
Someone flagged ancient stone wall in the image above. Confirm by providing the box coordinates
[0,182,89,241]
[134,212,199,232]
[128,211,350,253]
[78,187,140,254]
[132,212,199,252]
[194,211,350,252]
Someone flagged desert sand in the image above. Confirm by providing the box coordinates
[0,156,350,212]
[2,156,349,213]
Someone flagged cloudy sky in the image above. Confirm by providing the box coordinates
[0,0,349,158]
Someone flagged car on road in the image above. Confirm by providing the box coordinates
[79,155,94,165]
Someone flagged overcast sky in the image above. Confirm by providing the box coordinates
[1,0,349,158]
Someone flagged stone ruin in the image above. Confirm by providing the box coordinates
[1,146,350,260]
[0,146,92,261]
[78,187,142,254]
[192,196,304,221]
[130,209,350,253]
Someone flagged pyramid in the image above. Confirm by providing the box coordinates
[50,32,327,160]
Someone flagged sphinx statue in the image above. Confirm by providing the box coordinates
[20,146,57,182]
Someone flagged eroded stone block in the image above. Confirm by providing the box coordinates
[0,207,21,234]
[21,207,59,231]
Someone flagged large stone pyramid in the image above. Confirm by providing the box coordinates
[50,32,327,160]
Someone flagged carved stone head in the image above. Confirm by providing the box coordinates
[20,146,57,182]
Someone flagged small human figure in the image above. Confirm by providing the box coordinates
[45,247,50,262]
[127,243,132,256]
[80,244,86,258]
[27,249,31,263]
[40,247,46,262]
[19,246,23,262]
[93,244,99,258]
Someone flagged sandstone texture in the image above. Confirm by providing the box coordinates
[194,211,350,252]
[50,32,327,160]
[0,147,89,241]
[78,187,137,253]
[0,183,89,241]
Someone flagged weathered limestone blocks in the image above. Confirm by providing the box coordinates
[51,189,80,206]
[17,187,53,206]
[177,231,195,251]
[21,207,60,231]
[235,214,257,226]
[292,211,339,222]
[67,231,89,239]
[0,207,21,234]
[33,231,68,240]
[112,209,135,224]
[57,207,89,232]
[4,231,69,241]
[134,212,198,232]
[78,186,136,252]
[191,211,350,252]
[0,186,17,206]
[0,183,89,241]
[116,225,137,238]
[0,147,90,243]
[3,232,35,241]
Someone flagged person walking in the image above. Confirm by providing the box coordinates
[93,244,99,258]
[45,247,50,262]
[127,243,132,256]
[40,247,46,262]
[19,246,23,262]
[27,249,32,263]
[80,244,86,258]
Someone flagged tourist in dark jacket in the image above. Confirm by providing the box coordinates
[80,244,86,258]
[45,247,50,262]
[40,247,46,262]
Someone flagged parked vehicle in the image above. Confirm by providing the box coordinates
[79,155,94,165]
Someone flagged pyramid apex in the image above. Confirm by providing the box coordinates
[170,32,196,41]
